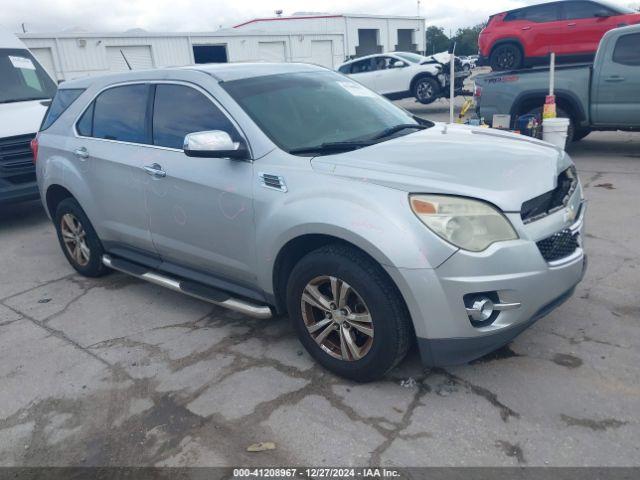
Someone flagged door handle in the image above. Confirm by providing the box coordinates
[74,147,89,160]
[521,26,531,30]
[567,23,577,27]
[143,163,166,178]
[605,75,625,82]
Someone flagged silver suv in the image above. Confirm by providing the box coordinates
[35,63,586,381]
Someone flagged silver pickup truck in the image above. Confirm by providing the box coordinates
[475,24,640,143]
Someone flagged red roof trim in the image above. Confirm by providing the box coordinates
[233,15,343,28]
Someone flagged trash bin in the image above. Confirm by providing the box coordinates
[542,117,570,150]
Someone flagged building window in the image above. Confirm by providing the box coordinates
[356,29,382,57]
[193,45,228,64]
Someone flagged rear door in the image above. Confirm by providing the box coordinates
[560,1,621,57]
[71,83,157,254]
[509,3,564,58]
[592,31,640,126]
[144,82,257,285]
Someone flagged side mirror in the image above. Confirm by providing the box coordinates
[183,130,249,159]
[392,60,406,68]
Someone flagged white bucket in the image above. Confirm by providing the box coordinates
[542,117,570,150]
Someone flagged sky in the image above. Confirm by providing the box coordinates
[1,0,638,35]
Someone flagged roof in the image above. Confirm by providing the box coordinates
[59,62,327,89]
[234,13,425,28]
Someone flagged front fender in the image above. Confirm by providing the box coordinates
[253,172,457,295]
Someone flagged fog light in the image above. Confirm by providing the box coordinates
[467,297,494,322]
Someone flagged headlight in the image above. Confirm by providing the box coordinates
[409,194,518,252]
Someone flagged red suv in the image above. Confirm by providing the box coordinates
[479,0,640,71]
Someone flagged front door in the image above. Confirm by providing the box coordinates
[592,31,640,127]
[560,1,621,57]
[373,56,410,95]
[144,83,257,285]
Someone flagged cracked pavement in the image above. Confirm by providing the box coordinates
[0,99,639,467]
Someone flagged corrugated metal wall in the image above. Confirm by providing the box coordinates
[20,32,346,81]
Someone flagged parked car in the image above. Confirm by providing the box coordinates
[35,63,586,381]
[0,28,57,205]
[338,53,445,104]
[478,0,640,71]
[475,24,640,142]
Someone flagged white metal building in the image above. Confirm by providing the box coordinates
[234,13,425,58]
[18,13,425,82]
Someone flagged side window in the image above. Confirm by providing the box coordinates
[338,64,351,74]
[76,102,94,137]
[612,33,640,66]
[373,57,393,71]
[92,84,149,143]
[351,59,374,74]
[152,84,238,150]
[523,4,561,22]
[563,1,613,19]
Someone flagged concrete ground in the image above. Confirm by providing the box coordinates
[0,96,639,467]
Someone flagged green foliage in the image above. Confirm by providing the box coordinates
[425,23,487,56]
[425,26,450,55]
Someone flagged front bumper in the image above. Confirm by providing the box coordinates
[0,180,39,205]
[386,202,587,366]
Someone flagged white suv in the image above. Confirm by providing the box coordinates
[338,53,444,104]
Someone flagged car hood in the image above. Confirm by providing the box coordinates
[311,123,572,212]
[0,100,49,138]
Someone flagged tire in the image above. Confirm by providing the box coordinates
[286,243,412,382]
[525,106,576,145]
[54,198,109,277]
[413,76,440,105]
[489,43,523,71]
[573,128,591,142]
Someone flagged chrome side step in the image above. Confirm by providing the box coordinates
[102,255,272,319]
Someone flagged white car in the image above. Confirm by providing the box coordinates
[338,53,445,104]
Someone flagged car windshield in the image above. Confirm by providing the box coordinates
[394,52,424,63]
[222,70,427,155]
[0,48,57,104]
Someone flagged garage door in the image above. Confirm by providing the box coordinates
[310,40,333,68]
[30,47,56,78]
[106,46,154,71]
[258,42,286,62]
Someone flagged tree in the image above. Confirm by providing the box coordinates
[451,23,486,56]
[425,26,450,55]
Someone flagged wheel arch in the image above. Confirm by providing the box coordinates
[510,89,587,125]
[271,233,405,316]
[45,184,76,219]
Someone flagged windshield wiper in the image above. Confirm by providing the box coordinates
[289,141,374,155]
[369,123,428,141]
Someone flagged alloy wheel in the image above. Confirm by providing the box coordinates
[416,80,434,102]
[300,275,374,361]
[60,213,90,267]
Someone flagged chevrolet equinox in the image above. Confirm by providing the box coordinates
[34,63,587,381]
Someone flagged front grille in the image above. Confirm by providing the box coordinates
[521,166,578,224]
[536,229,579,262]
[0,134,35,174]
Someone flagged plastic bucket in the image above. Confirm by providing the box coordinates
[542,117,570,149]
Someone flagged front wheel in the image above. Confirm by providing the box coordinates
[413,77,440,105]
[286,244,412,382]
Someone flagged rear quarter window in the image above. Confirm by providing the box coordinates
[40,88,84,131]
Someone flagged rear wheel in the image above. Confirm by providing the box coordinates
[413,76,440,105]
[54,198,108,277]
[286,244,412,382]
[489,43,522,71]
